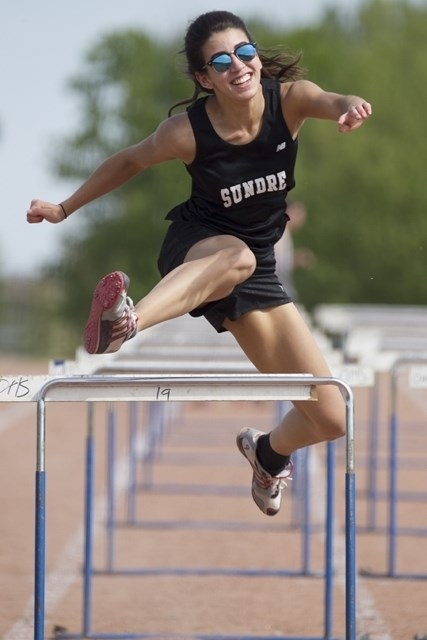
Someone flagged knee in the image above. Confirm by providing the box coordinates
[321,414,346,441]
[312,397,346,442]
[222,245,256,284]
[302,390,346,442]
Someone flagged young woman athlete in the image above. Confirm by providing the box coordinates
[27,11,372,516]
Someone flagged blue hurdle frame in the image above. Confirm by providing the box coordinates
[33,374,356,640]
[100,402,323,579]
[385,357,427,579]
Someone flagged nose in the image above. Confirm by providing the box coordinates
[229,52,246,70]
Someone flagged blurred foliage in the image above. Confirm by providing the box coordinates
[0,277,73,357]
[285,0,427,307]
[18,0,426,355]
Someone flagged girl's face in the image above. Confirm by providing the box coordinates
[196,28,262,101]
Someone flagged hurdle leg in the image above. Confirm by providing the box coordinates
[387,399,399,577]
[34,400,47,640]
[106,403,117,572]
[126,402,139,524]
[82,403,96,636]
[323,441,336,639]
[300,447,313,576]
[345,387,357,640]
[366,379,380,530]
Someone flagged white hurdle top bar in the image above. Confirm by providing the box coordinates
[0,373,317,403]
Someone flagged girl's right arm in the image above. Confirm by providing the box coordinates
[27,113,195,224]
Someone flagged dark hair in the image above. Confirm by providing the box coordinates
[168,10,305,116]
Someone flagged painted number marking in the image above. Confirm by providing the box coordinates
[409,366,427,388]
[0,376,31,399]
[156,387,172,400]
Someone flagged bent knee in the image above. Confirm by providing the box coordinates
[311,400,346,442]
[317,387,346,441]
[322,416,346,441]
[222,245,256,283]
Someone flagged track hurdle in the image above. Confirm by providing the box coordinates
[379,357,427,579]
[313,304,427,536]
[0,372,355,640]
[55,332,328,584]
[344,355,427,581]
[329,365,381,534]
[92,362,324,586]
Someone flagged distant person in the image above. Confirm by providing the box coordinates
[274,201,315,300]
[27,11,372,516]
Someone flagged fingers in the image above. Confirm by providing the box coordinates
[27,201,45,224]
[338,101,372,133]
[26,213,44,224]
[26,200,63,224]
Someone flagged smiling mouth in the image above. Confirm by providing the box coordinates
[231,72,252,86]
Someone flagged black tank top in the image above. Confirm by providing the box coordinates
[166,78,298,248]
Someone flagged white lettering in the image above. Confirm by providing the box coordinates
[230,184,243,204]
[221,188,232,208]
[277,171,287,189]
[255,178,266,194]
[242,181,255,198]
[220,171,288,208]
[266,174,278,191]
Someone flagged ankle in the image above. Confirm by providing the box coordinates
[256,433,291,476]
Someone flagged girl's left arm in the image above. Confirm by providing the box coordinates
[283,79,372,134]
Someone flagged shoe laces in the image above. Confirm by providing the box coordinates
[253,460,293,493]
[106,299,136,340]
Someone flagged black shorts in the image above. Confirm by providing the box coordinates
[157,220,292,333]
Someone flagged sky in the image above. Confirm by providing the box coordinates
[1,0,361,277]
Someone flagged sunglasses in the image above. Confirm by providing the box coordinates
[203,42,257,73]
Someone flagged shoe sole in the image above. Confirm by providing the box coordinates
[83,271,128,354]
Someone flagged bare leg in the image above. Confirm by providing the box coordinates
[224,303,346,455]
[134,235,256,330]
[84,235,256,355]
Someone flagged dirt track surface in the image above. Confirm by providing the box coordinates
[1,357,427,640]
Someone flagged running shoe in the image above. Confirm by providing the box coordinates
[83,271,138,354]
[236,427,293,516]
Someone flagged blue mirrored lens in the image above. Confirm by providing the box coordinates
[235,43,257,61]
[211,53,232,72]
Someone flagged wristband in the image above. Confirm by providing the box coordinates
[58,203,68,220]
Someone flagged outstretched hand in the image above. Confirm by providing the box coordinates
[338,101,372,133]
[27,200,66,224]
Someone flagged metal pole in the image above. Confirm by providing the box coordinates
[34,399,46,640]
[387,364,399,577]
[127,402,138,524]
[106,404,117,572]
[82,403,95,635]
[344,383,356,640]
[324,441,335,639]
[366,376,380,530]
[301,447,311,575]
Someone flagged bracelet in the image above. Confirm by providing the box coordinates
[58,203,68,220]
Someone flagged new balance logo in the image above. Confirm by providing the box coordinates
[276,141,287,152]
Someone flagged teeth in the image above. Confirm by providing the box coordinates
[233,73,251,85]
